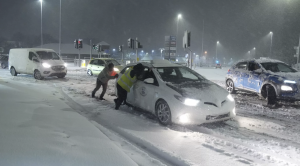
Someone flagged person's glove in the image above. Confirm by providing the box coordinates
[115,74,119,78]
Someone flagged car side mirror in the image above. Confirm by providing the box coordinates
[32,57,39,62]
[254,69,262,74]
[144,78,154,84]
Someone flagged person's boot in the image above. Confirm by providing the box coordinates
[91,92,95,98]
[99,97,105,100]
[114,99,119,110]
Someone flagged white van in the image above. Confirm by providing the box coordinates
[9,48,67,80]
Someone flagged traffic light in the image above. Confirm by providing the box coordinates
[187,32,191,47]
[78,39,83,49]
[92,44,96,50]
[138,42,143,49]
[128,38,134,49]
[118,45,123,52]
[74,39,78,49]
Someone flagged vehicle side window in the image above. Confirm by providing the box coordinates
[92,60,98,65]
[178,67,198,80]
[120,66,131,74]
[89,60,94,64]
[248,62,260,71]
[142,68,159,86]
[98,60,105,66]
[29,52,36,60]
[236,62,247,70]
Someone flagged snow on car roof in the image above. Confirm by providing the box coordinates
[254,58,283,63]
[127,60,180,68]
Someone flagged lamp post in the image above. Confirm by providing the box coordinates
[59,0,61,55]
[253,47,256,58]
[216,41,219,60]
[176,14,182,56]
[270,32,273,57]
[39,0,43,47]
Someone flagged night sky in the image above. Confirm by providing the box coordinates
[1,0,300,61]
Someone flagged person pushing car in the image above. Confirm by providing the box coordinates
[92,63,118,100]
[114,63,144,110]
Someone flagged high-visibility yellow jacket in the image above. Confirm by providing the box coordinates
[117,67,136,92]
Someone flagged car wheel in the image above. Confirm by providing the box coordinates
[57,74,66,78]
[34,70,44,80]
[155,100,172,126]
[226,79,236,94]
[87,69,93,76]
[1,63,6,69]
[266,85,276,105]
[10,67,17,76]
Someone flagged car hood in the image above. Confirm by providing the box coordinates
[266,71,300,82]
[41,60,65,66]
[167,80,229,103]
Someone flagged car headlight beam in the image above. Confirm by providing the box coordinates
[64,63,68,67]
[281,85,293,91]
[42,63,51,68]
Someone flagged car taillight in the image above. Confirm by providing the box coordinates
[228,69,230,72]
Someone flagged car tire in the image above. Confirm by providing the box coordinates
[57,74,66,78]
[10,67,17,76]
[155,100,172,126]
[226,79,236,94]
[266,85,276,105]
[1,63,6,69]
[87,69,93,76]
[34,70,44,80]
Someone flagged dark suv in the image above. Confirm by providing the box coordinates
[226,58,300,104]
[0,55,8,69]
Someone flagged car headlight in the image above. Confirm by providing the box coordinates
[281,85,293,91]
[284,80,296,84]
[179,114,190,124]
[174,95,200,106]
[42,63,51,68]
[227,94,235,102]
[114,68,119,72]
[64,63,68,67]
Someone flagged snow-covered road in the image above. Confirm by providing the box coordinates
[1,66,300,166]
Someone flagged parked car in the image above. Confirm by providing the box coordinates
[87,58,124,76]
[226,58,300,104]
[115,60,236,125]
[0,55,8,69]
[216,63,222,69]
[9,48,67,80]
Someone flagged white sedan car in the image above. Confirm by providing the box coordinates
[115,60,236,125]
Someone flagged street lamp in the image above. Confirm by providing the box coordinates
[59,0,61,55]
[253,47,256,57]
[176,14,182,56]
[216,41,219,60]
[39,0,43,47]
[269,32,273,57]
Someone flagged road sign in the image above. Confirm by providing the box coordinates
[164,36,177,59]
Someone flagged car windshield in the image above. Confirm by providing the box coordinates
[156,67,205,84]
[36,51,60,60]
[105,59,120,66]
[260,62,297,73]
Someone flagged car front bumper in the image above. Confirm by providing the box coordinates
[169,99,236,125]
